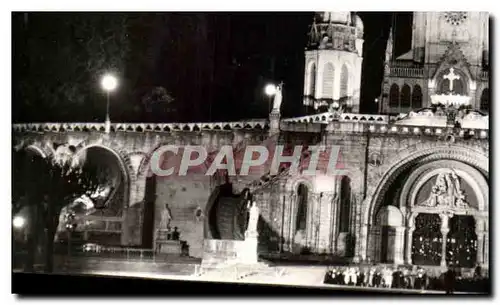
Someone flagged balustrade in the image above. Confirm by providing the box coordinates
[390,67,425,78]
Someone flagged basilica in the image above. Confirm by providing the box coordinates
[203,11,490,272]
[12,11,490,275]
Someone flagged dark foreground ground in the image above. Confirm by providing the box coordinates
[12,272,489,296]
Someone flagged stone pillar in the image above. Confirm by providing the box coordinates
[287,193,296,252]
[405,226,415,264]
[318,192,335,253]
[475,217,486,267]
[483,233,489,268]
[475,231,485,265]
[329,193,338,254]
[405,213,417,265]
[394,226,405,265]
[269,110,280,135]
[311,193,322,252]
[439,213,451,268]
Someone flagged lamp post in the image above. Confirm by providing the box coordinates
[13,216,27,243]
[374,97,380,114]
[101,74,118,133]
[264,83,277,113]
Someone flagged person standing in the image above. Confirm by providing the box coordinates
[444,265,457,294]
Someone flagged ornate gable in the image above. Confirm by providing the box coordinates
[432,42,474,82]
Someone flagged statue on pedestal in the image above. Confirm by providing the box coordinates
[160,203,173,231]
[272,83,283,113]
[245,201,260,238]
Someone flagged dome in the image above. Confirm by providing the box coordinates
[319,12,352,24]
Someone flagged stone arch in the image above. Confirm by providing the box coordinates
[25,144,49,159]
[374,205,404,263]
[480,88,489,112]
[400,84,411,108]
[376,205,404,227]
[359,144,488,260]
[399,160,488,213]
[322,62,335,98]
[389,83,399,108]
[412,84,423,108]
[285,175,314,193]
[365,145,488,229]
[74,144,132,210]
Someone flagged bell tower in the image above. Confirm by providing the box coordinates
[303,12,364,114]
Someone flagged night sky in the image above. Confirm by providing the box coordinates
[12,12,412,123]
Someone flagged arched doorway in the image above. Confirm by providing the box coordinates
[446,215,477,268]
[72,145,130,245]
[337,176,353,257]
[293,183,310,253]
[411,213,442,266]
[364,152,489,266]
[376,205,404,264]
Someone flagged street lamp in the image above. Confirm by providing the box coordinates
[13,216,25,229]
[101,73,118,133]
[264,84,277,113]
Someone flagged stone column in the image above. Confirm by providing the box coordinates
[483,233,489,268]
[475,217,486,266]
[405,226,415,264]
[285,193,296,252]
[405,213,416,265]
[289,193,296,252]
[394,226,405,265]
[439,213,451,268]
[475,231,485,265]
[329,192,338,254]
[313,193,323,252]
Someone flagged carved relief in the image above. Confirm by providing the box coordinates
[368,152,382,167]
[419,172,469,209]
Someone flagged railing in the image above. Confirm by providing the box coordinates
[81,246,156,260]
[390,67,425,78]
[282,112,391,124]
[12,120,270,133]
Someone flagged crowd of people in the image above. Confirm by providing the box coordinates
[323,264,488,293]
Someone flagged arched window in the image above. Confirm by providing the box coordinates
[308,63,316,96]
[322,63,335,98]
[339,176,351,233]
[296,184,309,232]
[400,84,411,108]
[340,64,349,99]
[389,84,399,108]
[480,88,489,112]
[412,85,423,109]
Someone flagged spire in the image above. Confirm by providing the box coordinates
[385,27,394,63]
